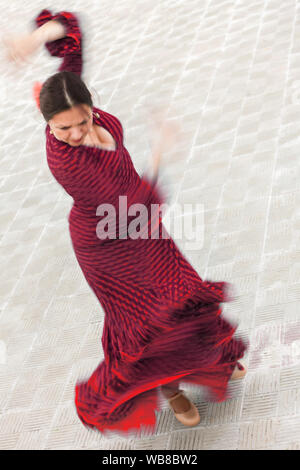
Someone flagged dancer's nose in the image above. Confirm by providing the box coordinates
[71,131,83,143]
[71,130,83,139]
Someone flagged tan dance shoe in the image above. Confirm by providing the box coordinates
[168,390,201,427]
[230,361,247,380]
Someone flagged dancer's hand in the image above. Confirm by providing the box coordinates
[150,113,180,176]
[2,32,40,64]
[2,21,66,65]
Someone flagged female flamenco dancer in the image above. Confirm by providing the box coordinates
[4,9,248,436]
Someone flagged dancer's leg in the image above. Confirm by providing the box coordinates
[230,361,247,380]
[161,380,191,413]
[160,379,181,398]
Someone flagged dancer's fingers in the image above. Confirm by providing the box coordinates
[17,53,31,65]
[1,35,10,50]
[147,105,181,152]
[1,36,7,52]
[2,35,34,65]
[2,37,16,61]
[152,120,180,155]
[7,52,22,64]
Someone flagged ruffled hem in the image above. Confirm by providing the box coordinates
[108,279,237,363]
[75,282,248,437]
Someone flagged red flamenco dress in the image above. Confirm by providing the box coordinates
[34,9,248,437]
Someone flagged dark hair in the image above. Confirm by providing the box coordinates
[39,71,93,122]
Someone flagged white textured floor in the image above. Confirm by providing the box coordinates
[0,0,300,450]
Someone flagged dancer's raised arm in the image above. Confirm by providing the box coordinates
[33,10,83,76]
[33,19,67,45]
[149,118,180,180]
[3,19,66,64]
[3,9,82,76]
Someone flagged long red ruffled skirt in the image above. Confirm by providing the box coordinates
[72,176,248,437]
[74,278,248,437]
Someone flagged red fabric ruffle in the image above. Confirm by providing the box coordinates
[33,81,43,110]
[75,263,248,438]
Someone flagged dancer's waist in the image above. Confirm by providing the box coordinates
[69,202,163,244]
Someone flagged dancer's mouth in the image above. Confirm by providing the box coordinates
[72,138,82,144]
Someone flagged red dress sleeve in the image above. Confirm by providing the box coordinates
[34,9,82,76]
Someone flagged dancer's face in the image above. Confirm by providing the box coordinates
[49,104,93,146]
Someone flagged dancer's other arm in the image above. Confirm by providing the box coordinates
[149,119,180,180]
[151,146,162,181]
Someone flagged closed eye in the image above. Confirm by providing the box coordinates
[60,120,88,130]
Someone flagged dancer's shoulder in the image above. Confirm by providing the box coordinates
[95,107,124,135]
